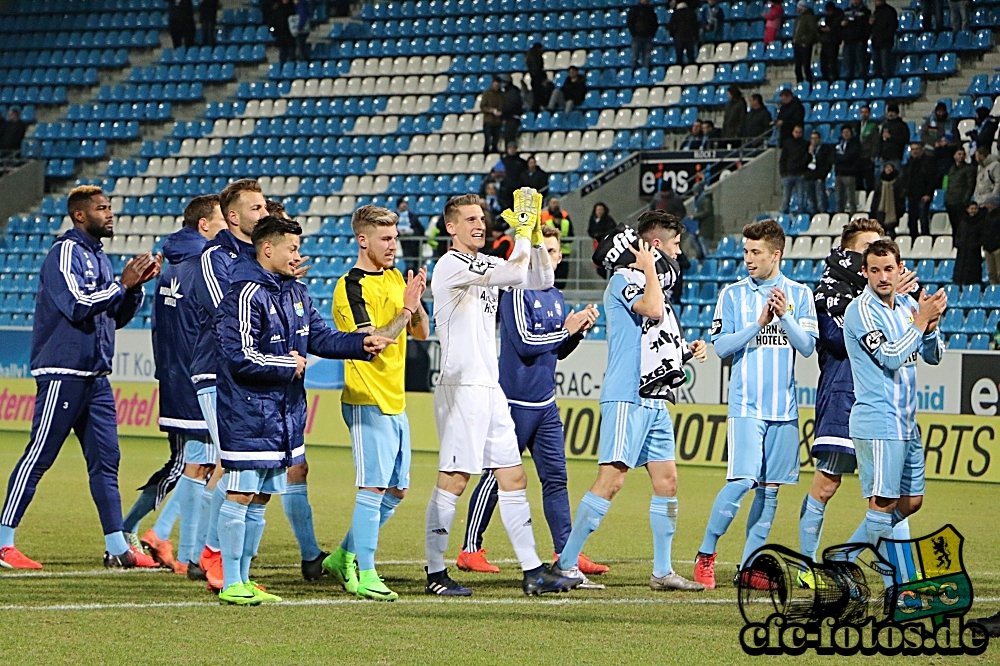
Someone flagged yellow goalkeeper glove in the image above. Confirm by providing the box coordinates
[502,187,543,243]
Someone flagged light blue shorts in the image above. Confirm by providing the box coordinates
[183,435,216,466]
[196,386,220,457]
[853,437,925,499]
[223,468,287,496]
[342,403,411,490]
[598,401,675,469]
[727,417,800,485]
[813,449,857,476]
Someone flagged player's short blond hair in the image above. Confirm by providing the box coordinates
[219,179,261,219]
[541,225,561,240]
[443,194,484,223]
[67,185,104,217]
[351,204,398,237]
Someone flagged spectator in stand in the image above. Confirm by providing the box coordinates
[168,0,196,48]
[953,201,985,285]
[681,120,706,149]
[548,67,587,114]
[968,107,998,155]
[818,2,845,82]
[856,104,881,193]
[395,197,425,274]
[479,163,505,197]
[950,0,971,34]
[525,43,546,112]
[902,142,938,237]
[0,108,27,153]
[700,0,725,41]
[628,0,659,68]
[792,1,819,84]
[501,78,524,147]
[587,202,618,241]
[974,145,1000,205]
[651,186,688,220]
[522,157,549,197]
[922,103,958,183]
[945,147,976,232]
[776,88,806,146]
[541,198,573,288]
[840,0,871,80]
[294,0,311,61]
[271,0,296,63]
[480,77,504,156]
[499,143,528,210]
[870,0,897,78]
[742,93,773,138]
[199,0,218,45]
[804,130,834,214]
[981,196,1000,283]
[723,86,748,139]
[870,162,906,236]
[483,219,515,260]
[922,0,944,31]
[701,119,721,146]
[878,103,910,167]
[482,182,503,219]
[780,125,811,214]
[670,2,700,66]
[426,215,451,257]
[833,124,862,214]
[763,0,784,46]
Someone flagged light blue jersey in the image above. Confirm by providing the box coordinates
[600,270,666,409]
[711,273,818,420]
[844,287,944,440]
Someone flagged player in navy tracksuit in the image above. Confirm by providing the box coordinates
[212,216,394,604]
[0,186,162,570]
[457,227,609,577]
[120,195,228,575]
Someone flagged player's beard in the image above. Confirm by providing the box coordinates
[365,245,393,270]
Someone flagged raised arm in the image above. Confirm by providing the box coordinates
[710,287,761,359]
[772,288,817,357]
[849,300,923,371]
[306,296,372,361]
[45,241,126,323]
[522,243,554,290]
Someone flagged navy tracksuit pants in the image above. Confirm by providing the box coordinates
[462,402,572,554]
[0,376,125,535]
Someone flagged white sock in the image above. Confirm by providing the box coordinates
[498,489,542,571]
[425,487,459,575]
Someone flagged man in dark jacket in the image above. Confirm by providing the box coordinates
[982,195,1000,284]
[818,2,845,82]
[953,201,985,285]
[780,125,811,213]
[776,89,806,146]
[741,93,772,139]
[902,142,938,237]
[121,195,227,576]
[501,79,523,147]
[840,0,871,80]
[480,77,504,156]
[793,2,819,84]
[870,0,897,78]
[0,108,27,152]
[804,130,834,214]
[199,0,218,45]
[214,215,392,605]
[0,186,161,570]
[669,2,700,66]
[723,86,747,139]
[169,0,196,48]
[879,103,910,166]
[834,125,862,214]
[628,0,659,68]
[856,104,881,193]
[945,147,976,233]
[522,156,549,196]
[500,144,528,210]
[548,67,587,114]
[968,107,998,155]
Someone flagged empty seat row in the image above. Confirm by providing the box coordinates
[98,83,204,103]
[3,47,128,69]
[0,67,98,87]
[32,120,139,141]
[20,139,106,159]
[0,85,67,105]
[0,11,166,33]
[0,29,160,52]
[67,102,170,122]
[130,64,235,84]
[159,44,265,65]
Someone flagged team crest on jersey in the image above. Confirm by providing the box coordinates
[622,284,642,301]
[865,330,887,351]
[294,301,304,317]
[468,257,490,275]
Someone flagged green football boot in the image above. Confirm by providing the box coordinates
[323,548,359,594]
[245,581,282,603]
[356,569,398,602]
[218,582,261,606]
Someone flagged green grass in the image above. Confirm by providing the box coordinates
[0,432,998,665]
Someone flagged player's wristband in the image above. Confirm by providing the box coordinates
[401,307,414,318]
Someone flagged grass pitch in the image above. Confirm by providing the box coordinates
[0,432,997,665]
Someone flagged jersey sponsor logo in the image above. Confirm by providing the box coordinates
[533,299,542,308]
[294,301,304,317]
[468,257,490,275]
[710,318,722,336]
[270,304,277,314]
[158,277,183,308]
[622,283,642,301]
[750,322,789,347]
[480,290,497,314]
[270,333,284,342]
[865,330,887,351]
[905,348,919,366]
[296,325,310,336]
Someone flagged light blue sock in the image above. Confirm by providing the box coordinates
[152,491,181,541]
[891,513,910,540]
[242,503,267,583]
[865,508,894,552]
[741,486,778,566]
[351,490,384,571]
[339,529,354,554]
[698,478,754,555]
[174,475,205,566]
[218,500,247,589]
[104,531,129,556]
[848,517,868,544]
[650,495,677,578]
[557,492,611,570]
[745,488,765,537]
[379,493,403,527]
[281,482,321,561]
[0,525,14,548]
[122,486,157,534]
[192,483,215,558]
[206,482,226,551]
[799,495,827,561]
